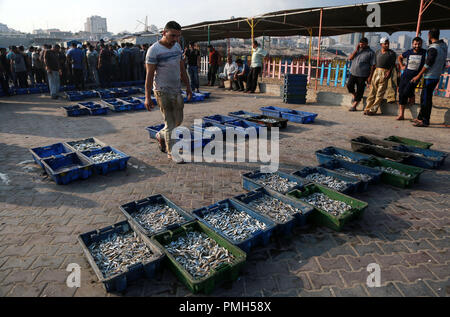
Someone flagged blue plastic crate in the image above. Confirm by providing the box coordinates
[65,137,108,152]
[192,199,276,253]
[95,89,114,99]
[101,98,132,112]
[120,194,194,237]
[242,170,307,194]
[228,110,261,120]
[146,124,165,139]
[199,91,211,98]
[224,119,264,137]
[192,121,228,140]
[232,187,314,236]
[315,146,373,165]
[29,143,74,168]
[78,102,109,116]
[276,107,317,123]
[203,114,237,125]
[392,145,447,169]
[118,97,145,110]
[78,220,165,293]
[292,166,362,194]
[192,93,205,101]
[81,146,130,175]
[41,152,94,185]
[65,92,84,101]
[62,105,90,117]
[319,159,382,188]
[146,125,213,150]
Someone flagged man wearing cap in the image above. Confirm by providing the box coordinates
[347,37,375,111]
[364,37,397,115]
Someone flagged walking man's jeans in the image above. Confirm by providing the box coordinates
[246,67,262,92]
[188,66,199,90]
[208,65,218,86]
[47,71,60,98]
[154,90,184,155]
[346,74,367,102]
[72,68,85,90]
[417,78,440,126]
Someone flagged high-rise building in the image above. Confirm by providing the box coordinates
[398,34,412,50]
[338,34,353,46]
[84,16,108,34]
[0,23,9,33]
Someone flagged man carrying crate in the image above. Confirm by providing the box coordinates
[144,21,192,162]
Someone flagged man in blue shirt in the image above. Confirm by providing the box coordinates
[66,43,85,90]
[396,37,426,120]
[232,59,249,91]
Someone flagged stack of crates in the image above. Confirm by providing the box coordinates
[283,74,308,104]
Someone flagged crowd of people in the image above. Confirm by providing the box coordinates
[347,28,448,127]
[0,41,150,98]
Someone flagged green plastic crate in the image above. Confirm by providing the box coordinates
[359,157,424,188]
[151,221,246,294]
[287,184,368,231]
[384,136,433,149]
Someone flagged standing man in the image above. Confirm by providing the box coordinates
[86,45,100,86]
[184,42,201,93]
[44,44,61,99]
[363,37,397,115]
[411,29,448,127]
[11,46,28,88]
[207,45,219,86]
[347,37,375,111]
[66,43,85,91]
[246,40,267,94]
[396,37,426,120]
[98,44,112,88]
[0,48,11,96]
[144,21,192,162]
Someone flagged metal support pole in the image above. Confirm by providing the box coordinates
[315,8,323,91]
[416,0,425,36]
[251,18,254,54]
[208,25,211,45]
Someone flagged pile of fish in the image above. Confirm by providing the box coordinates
[90,151,122,163]
[258,118,278,124]
[203,205,267,242]
[335,168,372,182]
[133,203,186,234]
[248,195,302,223]
[305,173,349,192]
[374,166,411,177]
[70,140,103,151]
[88,231,156,278]
[301,192,352,217]
[165,231,235,279]
[255,173,299,192]
[332,154,357,163]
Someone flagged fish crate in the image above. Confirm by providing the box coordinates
[319,159,382,188]
[242,170,307,194]
[78,220,165,293]
[120,194,194,237]
[198,91,211,98]
[229,111,288,129]
[80,90,98,99]
[223,119,264,137]
[61,105,90,117]
[232,187,314,236]
[350,136,410,163]
[192,199,276,253]
[78,102,109,116]
[41,152,94,185]
[145,125,213,150]
[95,89,114,99]
[203,114,237,125]
[151,221,246,294]
[81,146,130,175]
[292,166,361,194]
[287,184,368,232]
[391,144,447,169]
[29,143,74,169]
[100,98,132,112]
[109,88,129,98]
[315,146,373,165]
[359,157,424,188]
[65,137,108,152]
[118,97,145,111]
[146,124,165,139]
[64,92,84,101]
[192,92,206,102]
[260,106,317,123]
[192,121,228,140]
[384,136,433,149]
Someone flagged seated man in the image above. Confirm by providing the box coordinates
[218,55,237,90]
[232,59,249,91]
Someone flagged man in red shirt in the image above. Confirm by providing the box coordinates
[207,45,219,86]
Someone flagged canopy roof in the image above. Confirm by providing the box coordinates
[181,0,450,42]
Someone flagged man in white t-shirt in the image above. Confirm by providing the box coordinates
[145,21,192,162]
[218,55,238,90]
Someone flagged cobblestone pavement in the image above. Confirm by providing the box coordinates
[0,87,449,297]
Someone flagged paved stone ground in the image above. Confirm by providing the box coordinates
[0,87,449,297]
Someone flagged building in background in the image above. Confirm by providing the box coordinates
[398,34,412,50]
[84,15,108,34]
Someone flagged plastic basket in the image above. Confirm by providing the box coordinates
[81,146,130,175]
[242,170,307,194]
[29,143,74,169]
[384,136,433,149]
[315,146,373,165]
[41,152,94,185]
